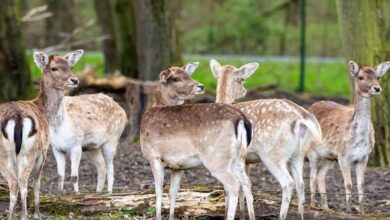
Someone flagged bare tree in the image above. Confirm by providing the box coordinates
[0,0,32,101]
[132,0,182,80]
[337,0,390,166]
[114,0,138,77]
[45,0,76,46]
[94,0,119,73]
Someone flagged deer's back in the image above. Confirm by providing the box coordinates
[233,99,315,154]
[140,103,250,166]
[65,93,126,134]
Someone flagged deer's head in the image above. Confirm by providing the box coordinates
[349,61,390,98]
[210,59,259,104]
[33,50,84,91]
[159,62,204,101]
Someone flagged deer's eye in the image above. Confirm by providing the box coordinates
[173,77,181,82]
[51,67,58,72]
[358,76,364,80]
[377,77,380,80]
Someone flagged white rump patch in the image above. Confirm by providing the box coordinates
[22,118,34,139]
[4,120,15,142]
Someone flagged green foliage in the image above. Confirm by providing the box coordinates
[147,206,156,214]
[180,0,342,56]
[120,208,137,217]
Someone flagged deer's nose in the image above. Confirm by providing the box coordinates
[70,78,79,85]
[373,86,381,93]
[196,84,204,91]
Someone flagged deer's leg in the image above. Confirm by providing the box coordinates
[168,170,183,220]
[151,159,164,220]
[33,154,46,220]
[221,174,240,220]
[355,156,368,214]
[85,149,107,193]
[19,175,29,220]
[224,190,229,219]
[5,172,18,220]
[70,146,82,193]
[338,158,352,213]
[262,156,293,220]
[233,159,254,220]
[290,154,305,220]
[102,139,118,193]
[52,147,66,193]
[317,159,334,210]
[308,151,319,208]
[238,163,252,220]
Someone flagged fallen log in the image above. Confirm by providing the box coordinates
[0,182,387,219]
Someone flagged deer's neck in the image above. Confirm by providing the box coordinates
[34,79,66,124]
[216,84,234,104]
[152,85,184,107]
[352,93,371,123]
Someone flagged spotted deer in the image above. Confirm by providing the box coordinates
[210,59,322,220]
[307,61,389,213]
[34,56,127,194]
[0,50,83,220]
[140,63,255,220]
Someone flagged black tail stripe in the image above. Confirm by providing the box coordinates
[233,118,252,146]
[14,114,23,155]
[1,120,9,139]
[244,119,252,146]
[27,116,37,137]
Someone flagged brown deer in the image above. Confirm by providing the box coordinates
[307,61,390,213]
[140,63,255,220]
[210,59,322,220]
[0,50,81,220]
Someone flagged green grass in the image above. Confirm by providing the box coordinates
[28,52,349,98]
[189,57,349,98]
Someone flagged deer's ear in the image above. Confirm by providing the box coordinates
[183,62,199,75]
[65,49,84,67]
[210,59,221,79]
[236,62,259,80]
[159,69,171,83]
[33,51,49,70]
[349,61,359,77]
[375,61,390,77]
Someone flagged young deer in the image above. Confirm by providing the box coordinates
[40,60,127,193]
[0,50,81,219]
[140,63,255,220]
[210,59,322,220]
[307,61,389,213]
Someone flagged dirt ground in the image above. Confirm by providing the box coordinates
[3,140,379,219]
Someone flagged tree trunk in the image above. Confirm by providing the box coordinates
[45,0,76,47]
[114,0,138,77]
[132,0,182,80]
[0,0,33,101]
[336,0,390,166]
[93,0,119,74]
